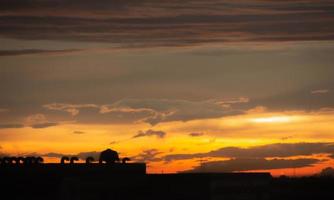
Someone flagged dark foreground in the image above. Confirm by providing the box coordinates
[1,164,334,200]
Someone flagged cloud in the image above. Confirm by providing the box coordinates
[43,103,98,116]
[30,122,58,129]
[76,151,100,160]
[215,97,249,108]
[43,152,69,158]
[133,129,166,139]
[40,98,244,126]
[24,114,59,129]
[185,158,320,173]
[73,131,85,134]
[0,123,24,129]
[43,151,100,160]
[0,1,333,48]
[189,132,204,137]
[0,49,82,57]
[250,85,334,111]
[100,106,155,114]
[100,99,244,125]
[0,122,57,129]
[311,89,330,95]
[131,149,163,162]
[110,141,119,145]
[164,143,334,161]
[25,114,48,124]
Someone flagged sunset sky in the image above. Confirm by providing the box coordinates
[1,0,334,176]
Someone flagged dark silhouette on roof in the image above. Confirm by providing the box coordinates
[85,156,94,164]
[122,157,130,164]
[36,156,44,164]
[70,156,79,164]
[2,156,15,165]
[61,156,70,164]
[99,148,120,164]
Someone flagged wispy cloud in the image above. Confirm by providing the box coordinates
[133,129,166,139]
[185,158,320,173]
[0,49,82,57]
[0,123,24,129]
[164,142,334,161]
[100,99,244,125]
[42,99,245,125]
[132,149,163,162]
[189,132,204,137]
[43,151,100,160]
[311,89,330,95]
[0,122,57,129]
[30,122,58,129]
[43,103,98,116]
[73,131,85,134]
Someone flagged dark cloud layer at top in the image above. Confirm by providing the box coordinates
[0,0,333,47]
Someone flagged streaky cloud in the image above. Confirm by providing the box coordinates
[164,142,334,161]
[133,129,166,139]
[0,123,24,129]
[0,49,82,57]
[185,158,320,173]
[30,122,58,129]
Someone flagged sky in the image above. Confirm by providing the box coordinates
[1,0,334,176]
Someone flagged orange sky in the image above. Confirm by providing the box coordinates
[1,108,334,175]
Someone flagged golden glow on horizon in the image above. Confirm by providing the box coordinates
[1,110,334,175]
[250,116,293,123]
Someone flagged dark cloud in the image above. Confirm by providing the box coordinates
[0,49,81,57]
[43,152,69,158]
[133,129,166,139]
[0,123,24,129]
[30,122,58,129]
[189,132,204,137]
[0,121,58,129]
[43,103,99,116]
[164,143,334,161]
[311,89,330,95]
[43,151,100,160]
[0,1,333,47]
[250,85,334,111]
[131,149,163,162]
[73,131,85,134]
[76,151,100,160]
[185,158,320,173]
